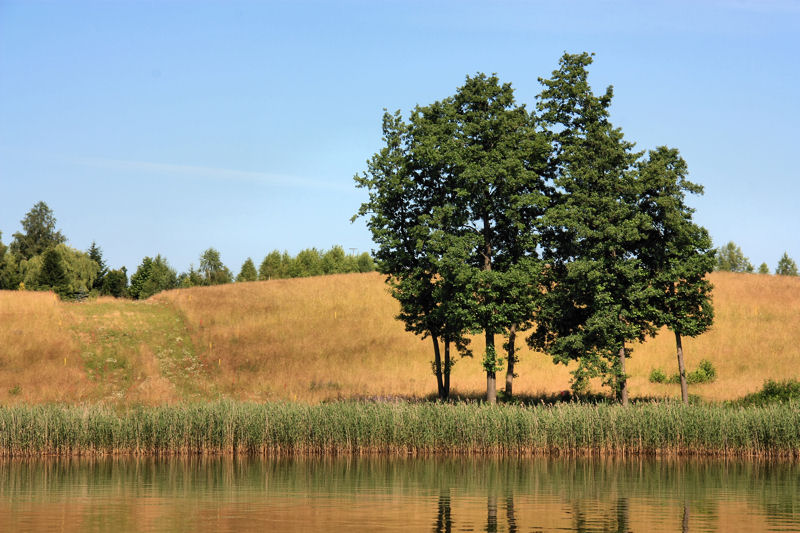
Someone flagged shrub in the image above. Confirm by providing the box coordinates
[737,379,800,407]
[649,368,667,383]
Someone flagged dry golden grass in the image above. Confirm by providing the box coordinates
[0,290,90,403]
[2,271,799,404]
[628,271,800,401]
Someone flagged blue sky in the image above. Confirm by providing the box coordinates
[1,0,798,274]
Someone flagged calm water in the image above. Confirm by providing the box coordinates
[0,455,798,532]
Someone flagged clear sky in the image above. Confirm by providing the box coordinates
[1,0,798,274]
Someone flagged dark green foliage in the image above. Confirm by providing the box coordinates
[36,248,70,297]
[199,248,233,285]
[775,252,798,276]
[87,241,108,291]
[649,368,667,383]
[715,241,754,272]
[530,53,655,400]
[101,267,128,297]
[9,201,66,260]
[23,244,98,297]
[236,258,258,282]
[638,147,714,338]
[758,262,770,274]
[129,255,177,299]
[0,231,22,290]
[736,380,800,407]
[356,73,549,402]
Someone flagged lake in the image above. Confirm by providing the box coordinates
[1,455,797,532]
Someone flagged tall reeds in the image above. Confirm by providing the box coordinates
[1,401,798,457]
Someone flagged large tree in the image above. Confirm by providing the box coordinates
[355,109,472,399]
[356,75,549,403]
[10,201,66,260]
[529,53,655,405]
[638,146,715,404]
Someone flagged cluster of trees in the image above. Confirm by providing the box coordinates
[715,241,798,276]
[0,202,375,300]
[255,246,375,280]
[0,202,122,298]
[356,52,716,405]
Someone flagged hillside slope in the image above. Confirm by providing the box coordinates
[1,272,798,404]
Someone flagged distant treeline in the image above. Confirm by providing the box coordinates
[0,201,374,300]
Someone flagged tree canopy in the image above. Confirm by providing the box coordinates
[10,201,66,260]
[715,241,754,273]
[776,252,799,276]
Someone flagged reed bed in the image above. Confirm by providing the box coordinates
[1,401,798,457]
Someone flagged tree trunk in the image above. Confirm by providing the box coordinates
[505,325,516,398]
[443,338,451,399]
[618,342,628,406]
[432,335,444,399]
[482,215,496,405]
[675,330,689,404]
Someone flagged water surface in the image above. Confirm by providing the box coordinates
[1,455,798,532]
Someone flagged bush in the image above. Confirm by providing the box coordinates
[649,359,717,385]
[649,368,667,384]
[737,379,800,407]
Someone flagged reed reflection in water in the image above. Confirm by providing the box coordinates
[1,456,798,532]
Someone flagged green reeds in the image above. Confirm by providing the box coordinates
[1,401,798,457]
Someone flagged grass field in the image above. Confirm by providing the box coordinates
[1,271,799,405]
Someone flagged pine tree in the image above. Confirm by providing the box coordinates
[236,258,258,282]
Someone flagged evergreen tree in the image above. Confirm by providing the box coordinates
[36,248,70,297]
[758,262,770,274]
[776,252,799,276]
[715,241,754,272]
[129,255,177,299]
[87,241,108,291]
[10,201,66,260]
[236,257,258,282]
[529,52,654,404]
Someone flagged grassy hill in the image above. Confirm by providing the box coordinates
[1,271,799,405]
